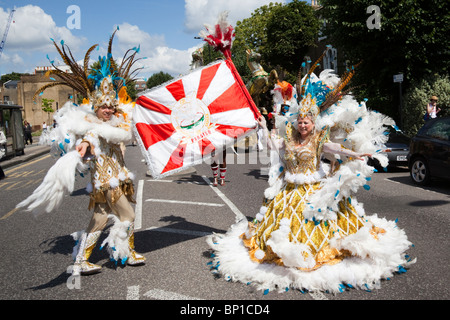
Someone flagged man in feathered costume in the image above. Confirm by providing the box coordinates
[17,31,146,275]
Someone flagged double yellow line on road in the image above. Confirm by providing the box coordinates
[0,154,51,221]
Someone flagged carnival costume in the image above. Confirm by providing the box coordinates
[207,53,416,293]
[17,31,146,275]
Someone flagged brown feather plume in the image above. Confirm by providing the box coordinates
[33,31,142,102]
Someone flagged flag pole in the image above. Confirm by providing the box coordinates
[225,58,261,121]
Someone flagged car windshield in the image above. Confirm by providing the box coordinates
[387,127,410,144]
[422,118,450,141]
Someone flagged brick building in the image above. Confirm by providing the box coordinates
[16,70,76,131]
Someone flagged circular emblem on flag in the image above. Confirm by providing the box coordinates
[134,59,259,178]
[171,95,211,137]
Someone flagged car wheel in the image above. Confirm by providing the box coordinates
[410,157,431,185]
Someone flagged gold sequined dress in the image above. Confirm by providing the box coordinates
[207,126,415,293]
[242,128,372,271]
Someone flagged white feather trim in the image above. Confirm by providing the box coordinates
[71,230,84,261]
[207,215,415,293]
[85,182,93,193]
[16,151,86,215]
[100,215,131,263]
[109,177,120,189]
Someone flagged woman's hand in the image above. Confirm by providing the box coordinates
[355,153,372,161]
[257,115,267,129]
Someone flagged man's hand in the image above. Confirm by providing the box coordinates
[76,141,90,157]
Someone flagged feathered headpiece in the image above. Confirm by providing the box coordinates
[34,28,144,111]
[296,47,359,120]
[199,11,235,59]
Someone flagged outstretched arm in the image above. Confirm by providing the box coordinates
[323,142,371,161]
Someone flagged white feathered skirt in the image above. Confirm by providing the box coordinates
[207,181,415,294]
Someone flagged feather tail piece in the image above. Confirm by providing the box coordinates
[199,11,235,59]
[16,151,85,216]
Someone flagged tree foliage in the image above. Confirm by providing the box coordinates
[265,0,320,75]
[234,2,284,53]
[41,98,55,113]
[319,0,450,124]
[146,71,173,90]
[0,72,27,84]
[403,74,450,136]
[233,1,320,79]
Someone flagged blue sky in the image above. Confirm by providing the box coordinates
[0,0,291,79]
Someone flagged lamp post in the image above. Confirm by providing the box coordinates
[393,73,404,129]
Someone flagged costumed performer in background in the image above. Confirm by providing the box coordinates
[17,31,146,275]
[207,52,416,294]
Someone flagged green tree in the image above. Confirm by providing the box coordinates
[201,43,226,66]
[233,2,284,82]
[265,0,321,75]
[198,41,250,83]
[126,80,138,100]
[403,74,450,136]
[232,1,320,82]
[41,98,55,123]
[319,0,450,126]
[234,2,284,53]
[0,72,27,84]
[146,71,174,89]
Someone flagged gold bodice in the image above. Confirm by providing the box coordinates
[283,124,329,175]
[91,137,129,191]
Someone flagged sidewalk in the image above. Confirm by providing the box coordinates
[0,141,50,170]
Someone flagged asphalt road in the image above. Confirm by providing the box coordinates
[1,142,449,308]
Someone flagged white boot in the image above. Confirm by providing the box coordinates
[72,231,102,275]
[127,223,146,266]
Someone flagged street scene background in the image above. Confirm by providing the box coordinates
[1,139,449,302]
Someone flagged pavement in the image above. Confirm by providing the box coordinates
[0,140,51,170]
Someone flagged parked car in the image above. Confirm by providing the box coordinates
[408,116,450,185]
[383,126,410,167]
[369,126,410,169]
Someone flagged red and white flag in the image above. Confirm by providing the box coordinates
[133,59,259,179]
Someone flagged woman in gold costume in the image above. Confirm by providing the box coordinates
[207,64,415,294]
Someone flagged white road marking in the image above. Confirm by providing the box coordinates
[145,198,224,207]
[134,180,144,230]
[384,178,440,195]
[144,289,203,300]
[142,174,327,300]
[308,291,328,300]
[126,285,140,300]
[147,179,206,185]
[201,175,246,222]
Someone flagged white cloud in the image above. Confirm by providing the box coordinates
[0,52,24,66]
[184,0,287,33]
[0,5,85,53]
[0,5,85,74]
[0,1,289,78]
[114,23,166,55]
[113,23,200,78]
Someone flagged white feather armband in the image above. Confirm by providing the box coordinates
[16,150,86,216]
